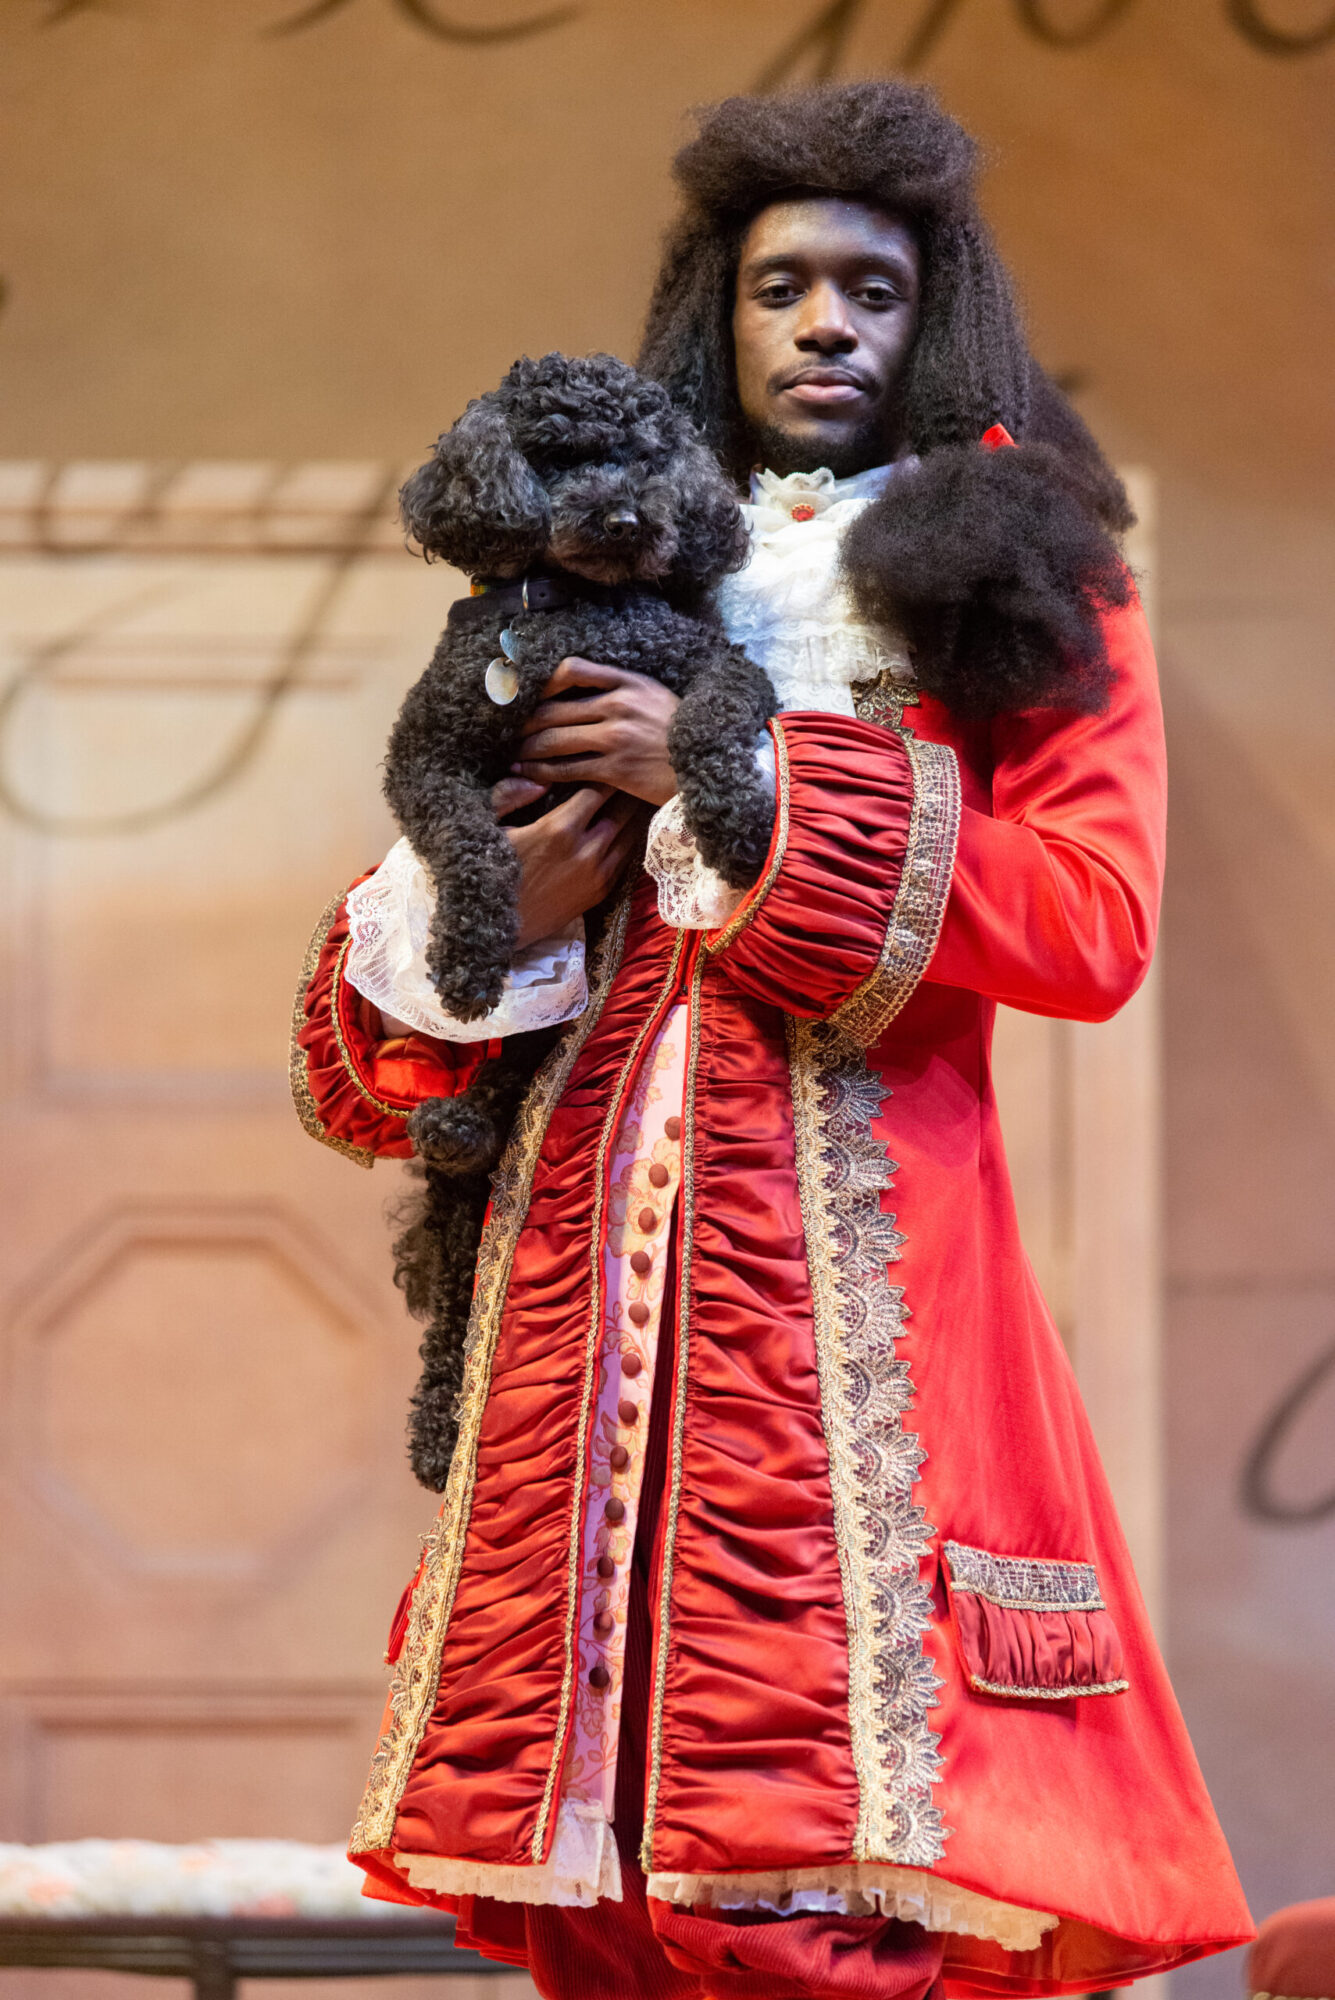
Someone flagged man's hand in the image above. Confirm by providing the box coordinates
[511,658,680,807]
[491,777,644,949]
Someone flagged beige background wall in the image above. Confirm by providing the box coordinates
[1,5,1333,1997]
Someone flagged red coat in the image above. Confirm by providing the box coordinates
[292,595,1251,1994]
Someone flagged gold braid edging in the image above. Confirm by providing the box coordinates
[942,1540,1106,1613]
[289,889,375,1169]
[349,896,632,1855]
[330,934,413,1123]
[830,736,961,1049]
[966,1674,1129,1700]
[704,720,790,956]
[639,951,706,1873]
[530,930,688,1864]
[786,1016,944,1866]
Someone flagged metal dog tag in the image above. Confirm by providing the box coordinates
[498,627,519,661]
[485,657,520,705]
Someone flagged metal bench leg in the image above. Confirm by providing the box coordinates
[191,1941,237,2000]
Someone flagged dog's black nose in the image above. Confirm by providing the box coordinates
[603,507,639,536]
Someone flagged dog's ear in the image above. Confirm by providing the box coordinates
[663,442,750,589]
[400,397,551,576]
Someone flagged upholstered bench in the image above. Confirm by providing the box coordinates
[1249,1897,1335,2000]
[0,1842,507,2000]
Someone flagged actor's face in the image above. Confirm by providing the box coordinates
[732,197,921,478]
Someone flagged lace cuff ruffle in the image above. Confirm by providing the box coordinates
[343,837,587,1043]
[645,738,777,932]
[644,796,744,931]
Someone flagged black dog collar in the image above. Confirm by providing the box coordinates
[446,569,659,632]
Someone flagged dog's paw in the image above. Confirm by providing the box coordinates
[408,1094,502,1174]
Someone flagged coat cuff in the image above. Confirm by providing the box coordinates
[705,713,960,1045]
[290,884,486,1165]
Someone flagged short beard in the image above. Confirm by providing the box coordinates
[743,415,894,481]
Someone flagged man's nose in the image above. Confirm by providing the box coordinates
[794,281,856,351]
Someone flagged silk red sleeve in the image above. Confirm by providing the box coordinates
[704,710,962,1046]
[289,880,490,1166]
[928,594,1166,1021]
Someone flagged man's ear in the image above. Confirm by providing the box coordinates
[399,397,551,576]
[665,443,750,588]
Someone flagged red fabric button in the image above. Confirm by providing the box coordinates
[596,1553,615,1579]
[628,1301,650,1326]
[622,1354,642,1377]
[630,1250,652,1275]
[593,1610,614,1636]
[648,1163,669,1188]
[589,1663,610,1690]
[618,1399,639,1425]
[638,1206,658,1233]
[604,1497,625,1523]
[609,1444,630,1471]
[664,1116,681,1140]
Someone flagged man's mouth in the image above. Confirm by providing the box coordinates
[777,368,874,411]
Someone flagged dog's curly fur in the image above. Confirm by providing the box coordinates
[637,79,1135,720]
[383,350,777,1488]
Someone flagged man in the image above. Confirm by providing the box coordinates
[292,80,1250,2000]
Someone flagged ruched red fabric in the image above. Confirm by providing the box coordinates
[304,598,1252,1990]
[295,884,482,1158]
[708,712,916,1018]
[648,975,861,1874]
[654,1904,946,2000]
[948,1593,1127,1700]
[394,883,682,1867]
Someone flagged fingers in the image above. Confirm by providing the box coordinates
[514,722,610,763]
[548,783,615,831]
[490,775,548,820]
[521,692,613,733]
[537,656,630,700]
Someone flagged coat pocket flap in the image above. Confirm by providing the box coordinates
[942,1540,1129,1700]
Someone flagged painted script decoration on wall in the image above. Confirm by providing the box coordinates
[36,0,1335,63]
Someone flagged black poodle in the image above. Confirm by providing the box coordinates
[382,350,776,1487]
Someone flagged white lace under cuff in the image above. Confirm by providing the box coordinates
[645,738,776,932]
[343,836,587,1043]
[393,1801,620,1909]
[645,1864,1057,1951]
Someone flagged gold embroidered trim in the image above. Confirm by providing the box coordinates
[943,1540,1106,1613]
[349,895,633,1855]
[830,735,961,1050]
[531,929,688,1864]
[967,1674,1129,1700]
[787,1017,944,1867]
[639,949,706,1872]
[704,720,790,956]
[330,935,412,1123]
[289,890,375,1169]
[851,671,921,731]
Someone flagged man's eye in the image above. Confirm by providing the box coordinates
[855,283,901,307]
[756,283,800,307]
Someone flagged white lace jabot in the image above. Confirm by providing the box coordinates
[345,462,914,1042]
[715,460,916,714]
[643,460,916,929]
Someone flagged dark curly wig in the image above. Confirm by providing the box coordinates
[637,80,1135,719]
